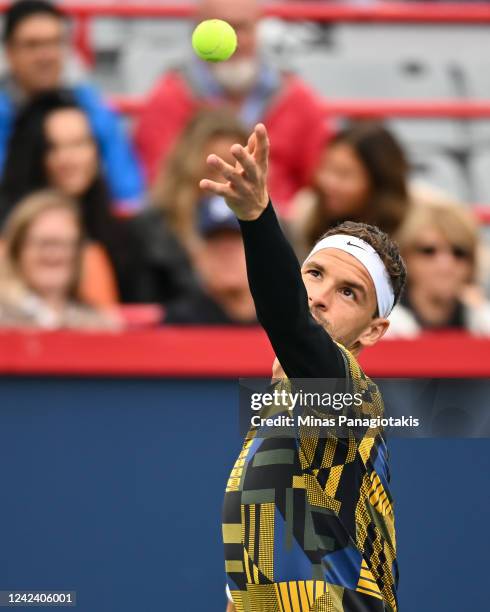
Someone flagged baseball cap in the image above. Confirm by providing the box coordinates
[198,196,240,237]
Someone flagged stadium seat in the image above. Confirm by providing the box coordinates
[118,20,190,95]
[456,60,490,148]
[91,18,127,54]
[468,151,490,204]
[124,18,190,45]
[292,54,457,100]
[292,53,468,152]
[259,18,331,57]
[387,119,469,155]
[333,24,490,63]
[119,41,188,96]
[409,151,471,203]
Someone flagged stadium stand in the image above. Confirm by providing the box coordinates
[62,3,490,211]
[470,151,490,205]
[0,2,488,272]
[410,151,470,202]
[333,23,490,62]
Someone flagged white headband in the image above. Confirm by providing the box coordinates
[305,235,395,318]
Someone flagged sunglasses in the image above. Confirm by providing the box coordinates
[412,244,471,260]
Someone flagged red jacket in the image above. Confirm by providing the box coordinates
[134,69,330,215]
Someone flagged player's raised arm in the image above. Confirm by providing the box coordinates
[200,124,345,379]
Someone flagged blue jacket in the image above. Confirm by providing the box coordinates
[0,82,146,213]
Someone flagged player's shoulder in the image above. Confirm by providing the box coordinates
[335,342,384,416]
[334,342,377,388]
[334,341,361,374]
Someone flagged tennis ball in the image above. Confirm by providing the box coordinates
[192,19,238,63]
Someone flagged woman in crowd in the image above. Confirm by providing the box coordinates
[387,200,490,337]
[0,90,141,306]
[0,190,119,329]
[290,122,411,260]
[132,109,250,305]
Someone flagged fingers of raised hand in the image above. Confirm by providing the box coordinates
[231,145,257,180]
[206,154,239,184]
[199,178,232,198]
[254,123,270,168]
[247,132,256,155]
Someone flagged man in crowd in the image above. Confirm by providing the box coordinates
[135,0,329,214]
[165,195,257,325]
[0,0,145,213]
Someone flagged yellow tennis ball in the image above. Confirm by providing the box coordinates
[192,19,238,63]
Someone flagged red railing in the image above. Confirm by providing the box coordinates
[112,97,490,120]
[0,329,488,378]
[9,3,490,23]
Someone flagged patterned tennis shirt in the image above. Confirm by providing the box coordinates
[222,201,399,612]
[222,344,398,612]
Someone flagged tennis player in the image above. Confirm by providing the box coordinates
[200,124,406,612]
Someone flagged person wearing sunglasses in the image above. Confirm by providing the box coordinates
[387,199,490,337]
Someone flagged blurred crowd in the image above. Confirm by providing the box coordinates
[0,0,488,337]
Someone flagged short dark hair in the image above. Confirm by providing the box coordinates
[3,0,64,43]
[320,220,407,310]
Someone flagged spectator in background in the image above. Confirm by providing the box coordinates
[132,109,249,305]
[0,0,144,213]
[165,196,256,325]
[0,91,142,306]
[134,0,329,214]
[387,201,490,337]
[290,123,411,261]
[0,190,119,329]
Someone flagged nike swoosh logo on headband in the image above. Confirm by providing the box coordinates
[347,241,366,250]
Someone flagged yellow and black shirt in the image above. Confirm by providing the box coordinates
[222,203,398,611]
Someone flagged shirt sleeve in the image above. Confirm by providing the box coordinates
[238,201,346,379]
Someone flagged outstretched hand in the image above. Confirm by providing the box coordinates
[199,123,270,221]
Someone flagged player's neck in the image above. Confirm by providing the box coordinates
[345,341,362,358]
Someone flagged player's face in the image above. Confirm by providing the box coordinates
[301,248,389,353]
[6,15,65,94]
[44,109,99,198]
[18,207,80,298]
[314,144,371,221]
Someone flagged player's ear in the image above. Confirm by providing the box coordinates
[358,318,390,349]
